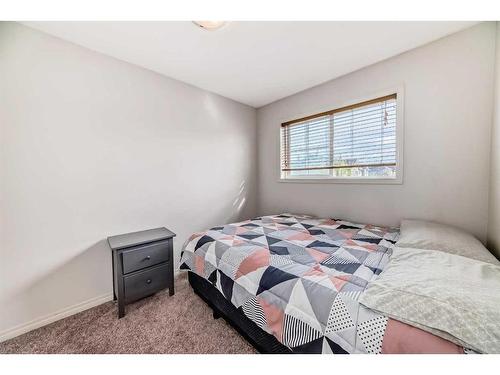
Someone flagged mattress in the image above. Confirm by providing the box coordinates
[180,214,467,354]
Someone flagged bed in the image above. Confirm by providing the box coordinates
[180,214,470,354]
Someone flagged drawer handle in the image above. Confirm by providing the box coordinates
[146,279,152,284]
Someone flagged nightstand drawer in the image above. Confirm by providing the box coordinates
[121,240,170,274]
[124,263,169,303]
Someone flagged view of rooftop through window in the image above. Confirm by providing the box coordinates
[281,95,397,179]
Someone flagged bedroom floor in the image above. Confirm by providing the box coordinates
[0,273,256,354]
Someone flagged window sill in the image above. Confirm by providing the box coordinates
[278,176,403,185]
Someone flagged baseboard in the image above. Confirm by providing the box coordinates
[0,271,182,343]
[0,293,113,343]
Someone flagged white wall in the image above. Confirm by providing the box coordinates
[257,22,496,242]
[488,22,500,258]
[0,22,257,338]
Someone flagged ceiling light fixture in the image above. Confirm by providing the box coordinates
[193,21,227,31]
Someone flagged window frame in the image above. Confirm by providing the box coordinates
[278,86,404,184]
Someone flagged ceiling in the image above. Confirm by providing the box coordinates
[23,21,477,108]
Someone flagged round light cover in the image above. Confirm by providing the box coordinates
[193,21,227,30]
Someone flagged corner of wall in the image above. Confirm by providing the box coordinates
[487,21,500,259]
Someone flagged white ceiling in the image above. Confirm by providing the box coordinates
[23,21,477,108]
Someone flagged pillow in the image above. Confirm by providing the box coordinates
[397,219,499,265]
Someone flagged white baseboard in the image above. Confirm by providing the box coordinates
[0,293,113,343]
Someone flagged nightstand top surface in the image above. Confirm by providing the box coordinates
[108,227,176,250]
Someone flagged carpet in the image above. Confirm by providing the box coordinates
[0,272,257,354]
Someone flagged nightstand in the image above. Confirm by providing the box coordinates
[108,227,176,318]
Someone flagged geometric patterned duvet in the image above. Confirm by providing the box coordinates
[180,214,466,354]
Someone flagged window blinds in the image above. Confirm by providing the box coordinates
[281,94,397,177]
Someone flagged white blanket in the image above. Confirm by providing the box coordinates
[359,247,500,353]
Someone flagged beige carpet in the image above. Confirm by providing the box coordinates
[0,273,257,354]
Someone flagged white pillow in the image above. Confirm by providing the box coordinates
[397,219,499,265]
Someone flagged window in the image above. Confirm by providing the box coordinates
[280,93,401,182]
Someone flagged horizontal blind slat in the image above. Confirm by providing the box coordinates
[289,119,396,138]
[283,163,396,172]
[288,153,397,164]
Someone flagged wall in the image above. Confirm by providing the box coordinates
[488,22,500,258]
[257,22,496,242]
[0,22,257,339]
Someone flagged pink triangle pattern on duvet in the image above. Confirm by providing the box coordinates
[180,214,468,354]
